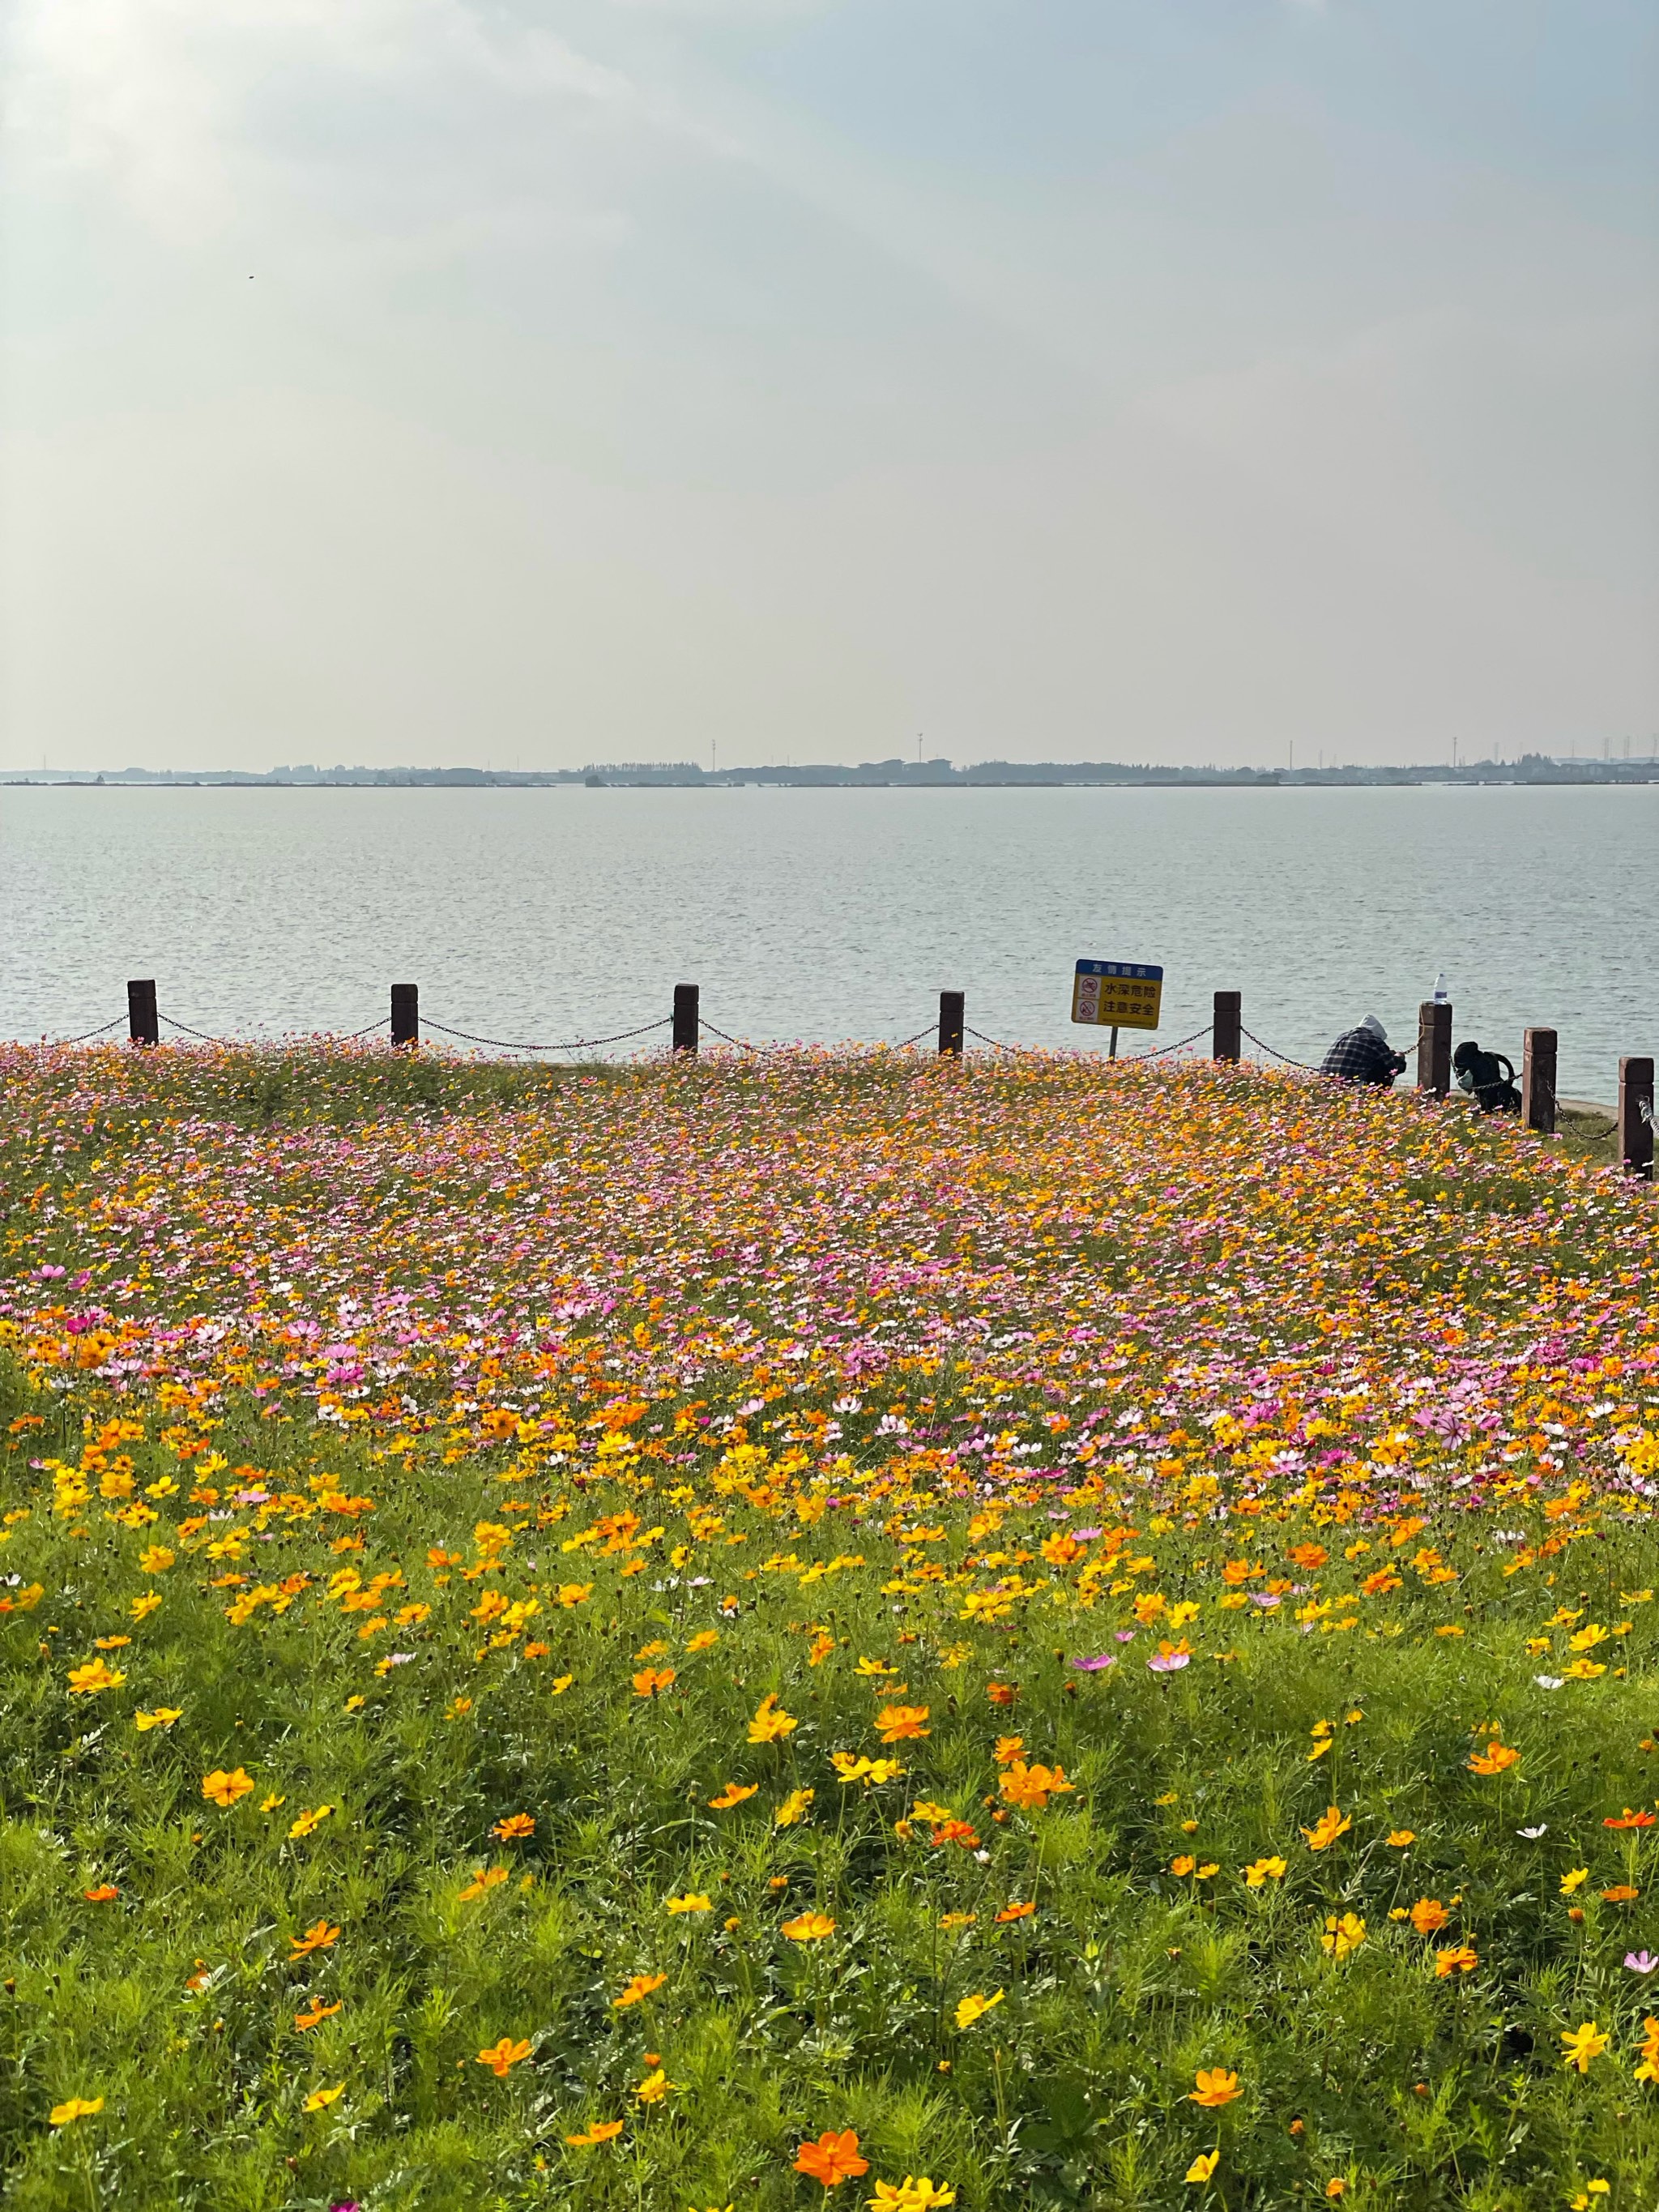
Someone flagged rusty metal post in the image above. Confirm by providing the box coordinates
[1521,1027,1557,1135]
[937,990,964,1057]
[126,979,158,1047]
[1213,990,1241,1064]
[1417,1001,1452,1097]
[390,983,419,1047]
[672,984,699,1055]
[1618,1056,1655,1181]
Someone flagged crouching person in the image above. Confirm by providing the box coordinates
[1320,1014,1406,1087]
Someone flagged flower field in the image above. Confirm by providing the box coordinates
[2,1041,1657,2210]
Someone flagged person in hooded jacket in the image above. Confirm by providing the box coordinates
[1320,1014,1407,1087]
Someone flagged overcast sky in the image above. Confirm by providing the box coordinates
[2,0,1656,771]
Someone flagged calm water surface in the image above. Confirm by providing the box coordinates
[0,784,1653,1101]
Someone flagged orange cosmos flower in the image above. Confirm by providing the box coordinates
[1602,1885,1641,1903]
[782,1911,836,1941]
[82,1885,119,1903]
[708,1782,759,1810]
[686,1629,721,1653]
[614,1973,667,2009]
[992,1736,1026,1766]
[565,2119,625,2147]
[458,1866,510,1902]
[1435,1945,1478,1977]
[632,1667,676,1699]
[793,2129,870,2186]
[294,2001,343,2031]
[66,1659,125,1695]
[492,1813,535,1840]
[1189,2068,1243,2109]
[1468,1738,1520,1778]
[996,1901,1036,1923]
[1300,1806,1350,1853]
[875,1705,931,1744]
[200,1768,254,1808]
[288,1920,341,1960]
[476,2037,534,2077]
[999,1761,1073,1812]
[986,1682,1018,1707]
[1410,1898,1449,1934]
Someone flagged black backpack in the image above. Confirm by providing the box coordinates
[1452,1041,1520,1114]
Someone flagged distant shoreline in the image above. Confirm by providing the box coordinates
[6,770,1657,793]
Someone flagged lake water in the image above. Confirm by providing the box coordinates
[1,783,1653,1101]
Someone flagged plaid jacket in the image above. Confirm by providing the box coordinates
[1320,1026,1405,1086]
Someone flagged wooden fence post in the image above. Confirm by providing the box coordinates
[1618,1056,1655,1181]
[672,984,699,1055]
[1417,1001,1452,1097]
[126,979,158,1047]
[937,990,964,1057]
[390,983,419,1048]
[1521,1027,1557,1134]
[1213,991,1241,1064]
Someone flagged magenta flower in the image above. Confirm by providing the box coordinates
[1070,1655,1115,1672]
[1626,1951,1657,1975]
[1147,1649,1189,1674]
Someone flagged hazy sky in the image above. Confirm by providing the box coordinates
[3,0,1656,771]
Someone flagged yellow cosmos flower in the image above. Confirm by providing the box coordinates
[1242,1857,1286,1887]
[49,2099,104,2127]
[747,1693,798,1744]
[953,1990,1004,2029]
[1561,2022,1610,2072]
[134,1707,181,1732]
[200,1767,254,1808]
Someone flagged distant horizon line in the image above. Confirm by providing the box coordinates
[3,749,1657,792]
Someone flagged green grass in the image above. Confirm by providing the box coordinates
[5,1363,1659,2210]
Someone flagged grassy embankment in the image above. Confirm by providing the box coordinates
[0,1042,1656,2210]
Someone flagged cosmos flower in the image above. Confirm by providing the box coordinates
[1188,2069,1243,2109]
[794,2130,869,2186]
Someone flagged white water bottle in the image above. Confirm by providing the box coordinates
[1432,972,1449,1005]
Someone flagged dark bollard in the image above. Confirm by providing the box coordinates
[1618,1057,1655,1181]
[672,984,699,1055]
[1213,991,1241,1065]
[127,980,158,1047]
[1417,1001,1452,1098]
[1521,1027,1557,1135]
[938,991,964,1057]
[390,984,419,1048]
